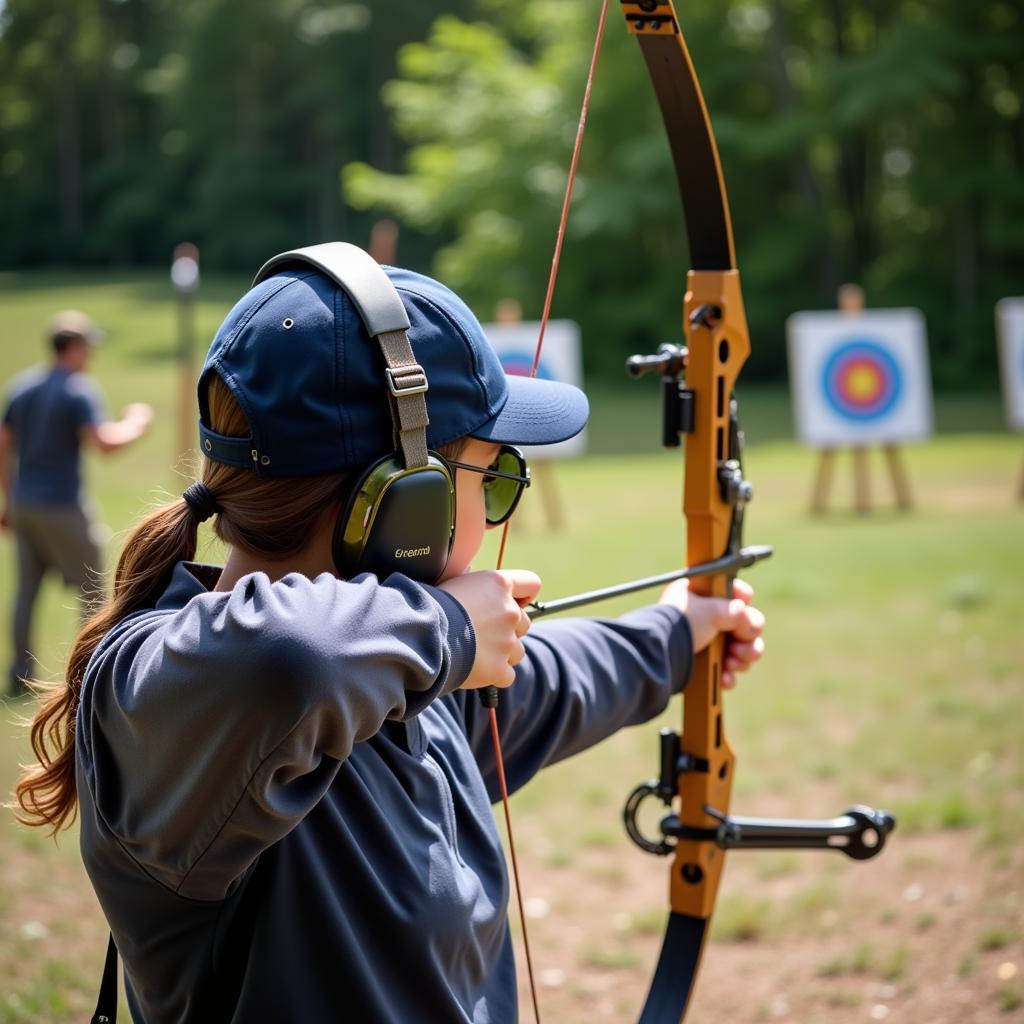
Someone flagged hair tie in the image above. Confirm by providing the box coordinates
[182,482,220,522]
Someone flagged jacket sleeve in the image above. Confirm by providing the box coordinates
[456,604,692,801]
[76,570,474,899]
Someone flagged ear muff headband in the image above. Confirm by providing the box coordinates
[254,242,411,338]
[251,243,456,582]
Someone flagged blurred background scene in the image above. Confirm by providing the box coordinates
[1,0,1021,1021]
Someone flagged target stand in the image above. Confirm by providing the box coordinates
[788,311,933,515]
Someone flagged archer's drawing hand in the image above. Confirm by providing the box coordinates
[659,578,765,689]
[439,569,541,691]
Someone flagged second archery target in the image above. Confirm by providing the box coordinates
[787,309,933,446]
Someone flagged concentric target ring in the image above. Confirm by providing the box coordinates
[821,340,902,421]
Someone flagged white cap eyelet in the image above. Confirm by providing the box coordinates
[260,455,271,466]
[282,318,294,330]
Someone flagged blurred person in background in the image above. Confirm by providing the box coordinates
[0,310,153,698]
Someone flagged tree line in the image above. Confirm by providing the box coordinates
[1,0,1022,383]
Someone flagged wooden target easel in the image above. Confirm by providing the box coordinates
[808,285,914,514]
[810,443,913,514]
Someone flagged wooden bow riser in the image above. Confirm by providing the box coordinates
[674,268,749,920]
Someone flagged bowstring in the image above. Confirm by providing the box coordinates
[488,4,610,1021]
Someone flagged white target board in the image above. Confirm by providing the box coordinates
[787,309,933,446]
[996,298,1024,431]
[483,320,586,459]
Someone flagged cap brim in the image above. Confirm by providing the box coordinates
[471,375,589,447]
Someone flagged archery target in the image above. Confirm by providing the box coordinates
[996,298,1024,431]
[482,319,586,459]
[822,341,902,421]
[787,309,933,446]
[494,351,556,381]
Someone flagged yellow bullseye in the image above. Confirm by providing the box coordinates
[846,364,881,401]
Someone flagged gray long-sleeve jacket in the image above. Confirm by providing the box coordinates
[76,562,692,1023]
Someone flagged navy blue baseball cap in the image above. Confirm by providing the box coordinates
[197,262,588,476]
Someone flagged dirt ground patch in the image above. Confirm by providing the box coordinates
[512,827,1023,1023]
[0,815,1020,1021]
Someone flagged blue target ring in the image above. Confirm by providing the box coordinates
[821,339,902,421]
[499,350,555,381]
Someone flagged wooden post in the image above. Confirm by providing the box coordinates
[852,445,871,514]
[369,219,399,265]
[171,243,200,469]
[810,448,835,515]
[882,443,913,509]
[532,461,565,530]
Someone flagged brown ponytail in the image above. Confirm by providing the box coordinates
[13,375,351,833]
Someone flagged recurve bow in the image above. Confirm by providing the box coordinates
[487,4,896,1020]
[611,4,894,1020]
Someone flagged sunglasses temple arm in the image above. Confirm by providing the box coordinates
[526,544,773,620]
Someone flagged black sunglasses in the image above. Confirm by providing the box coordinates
[445,444,531,526]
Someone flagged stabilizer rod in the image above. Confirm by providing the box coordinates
[662,805,896,861]
[623,728,896,860]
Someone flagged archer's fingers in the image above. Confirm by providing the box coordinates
[716,600,765,641]
[725,637,765,671]
[500,569,543,607]
[731,579,755,604]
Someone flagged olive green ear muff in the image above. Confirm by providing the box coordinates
[253,242,456,584]
[334,454,455,583]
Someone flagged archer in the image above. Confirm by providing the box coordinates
[15,245,764,1023]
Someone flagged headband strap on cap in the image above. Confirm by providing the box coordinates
[182,482,220,522]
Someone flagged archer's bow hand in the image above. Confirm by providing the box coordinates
[660,578,766,689]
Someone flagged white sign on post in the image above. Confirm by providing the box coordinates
[996,298,1024,431]
[483,320,586,459]
[787,308,933,446]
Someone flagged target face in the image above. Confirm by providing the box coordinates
[482,319,585,459]
[497,351,556,381]
[787,309,932,446]
[822,340,901,421]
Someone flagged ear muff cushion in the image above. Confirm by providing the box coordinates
[334,455,455,583]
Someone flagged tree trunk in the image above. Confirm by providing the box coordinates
[769,0,840,299]
[97,0,124,161]
[56,10,83,238]
[826,0,873,276]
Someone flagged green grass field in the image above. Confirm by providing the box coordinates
[0,272,1021,1021]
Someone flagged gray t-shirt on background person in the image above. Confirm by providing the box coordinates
[3,366,105,505]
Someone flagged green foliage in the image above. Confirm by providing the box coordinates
[979,926,1015,952]
[2,0,1023,382]
[344,0,1024,383]
[998,986,1023,1013]
[0,0,474,270]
